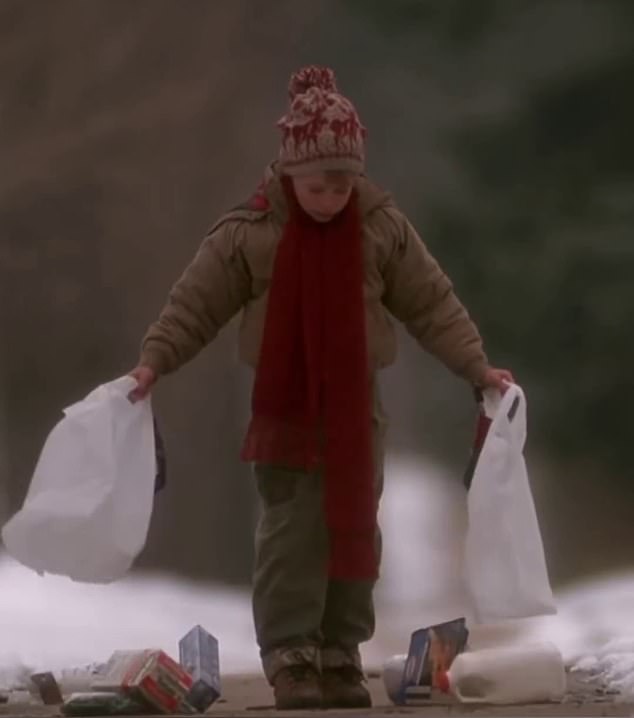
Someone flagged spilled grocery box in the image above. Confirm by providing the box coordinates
[384,617,469,705]
[61,625,220,716]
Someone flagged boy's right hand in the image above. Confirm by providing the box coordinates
[128,366,157,403]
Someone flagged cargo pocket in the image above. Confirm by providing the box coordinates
[254,465,300,507]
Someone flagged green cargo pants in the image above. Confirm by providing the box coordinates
[251,389,387,684]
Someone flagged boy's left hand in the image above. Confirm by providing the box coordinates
[480,367,515,393]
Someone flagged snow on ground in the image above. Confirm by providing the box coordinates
[373,454,634,700]
[0,556,260,689]
[0,455,632,699]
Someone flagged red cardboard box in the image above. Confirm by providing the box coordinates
[92,650,194,714]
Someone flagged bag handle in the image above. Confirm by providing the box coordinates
[63,376,139,418]
[483,383,527,448]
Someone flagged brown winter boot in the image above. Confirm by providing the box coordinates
[321,665,372,709]
[272,664,323,710]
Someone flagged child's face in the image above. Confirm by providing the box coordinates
[291,171,356,223]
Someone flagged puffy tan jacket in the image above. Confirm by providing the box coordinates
[139,165,489,384]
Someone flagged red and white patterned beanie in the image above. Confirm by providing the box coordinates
[277,66,366,176]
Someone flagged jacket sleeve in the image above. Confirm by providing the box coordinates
[139,220,251,375]
[380,207,489,385]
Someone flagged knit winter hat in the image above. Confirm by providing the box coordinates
[277,66,366,176]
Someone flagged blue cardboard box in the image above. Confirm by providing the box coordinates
[178,625,220,711]
[396,617,468,705]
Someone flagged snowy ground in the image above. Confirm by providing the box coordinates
[0,455,632,700]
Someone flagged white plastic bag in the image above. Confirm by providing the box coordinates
[464,383,556,622]
[1,376,156,583]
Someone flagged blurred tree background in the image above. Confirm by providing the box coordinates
[1,0,631,587]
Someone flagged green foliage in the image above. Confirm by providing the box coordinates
[345,0,501,46]
[439,55,634,465]
[344,0,634,469]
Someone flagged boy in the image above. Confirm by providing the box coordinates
[129,66,513,710]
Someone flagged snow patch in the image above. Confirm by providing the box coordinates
[0,454,632,700]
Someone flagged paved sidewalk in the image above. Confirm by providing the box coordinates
[1,669,632,717]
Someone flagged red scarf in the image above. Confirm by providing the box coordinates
[241,176,377,580]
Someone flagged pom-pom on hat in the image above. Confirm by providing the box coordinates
[277,66,366,176]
